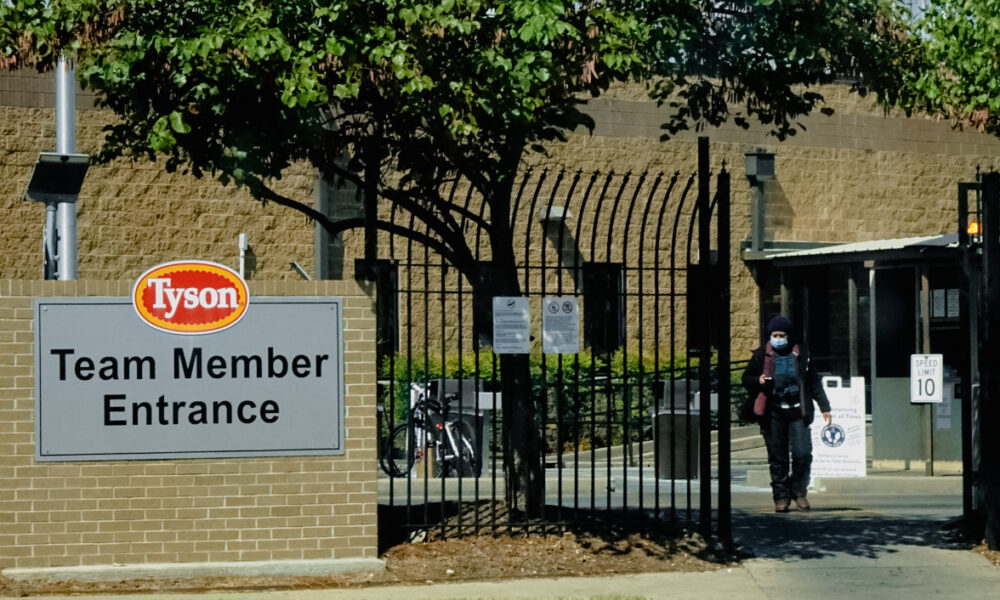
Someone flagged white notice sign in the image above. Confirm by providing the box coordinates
[947,289,960,318]
[542,297,580,354]
[936,383,954,430]
[910,354,943,403]
[932,289,946,318]
[811,376,867,480]
[492,297,530,354]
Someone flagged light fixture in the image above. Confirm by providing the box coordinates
[967,221,981,235]
[24,152,90,203]
[744,149,775,184]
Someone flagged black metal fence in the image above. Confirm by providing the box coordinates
[375,138,732,540]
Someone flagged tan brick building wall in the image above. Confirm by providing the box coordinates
[3,71,1000,358]
[0,72,316,282]
[0,279,378,570]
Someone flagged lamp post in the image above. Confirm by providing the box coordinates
[745,149,775,253]
[24,56,89,280]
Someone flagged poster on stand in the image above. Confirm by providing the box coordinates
[810,376,867,479]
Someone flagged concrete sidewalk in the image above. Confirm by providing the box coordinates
[16,450,995,600]
[23,500,1000,600]
[27,541,998,600]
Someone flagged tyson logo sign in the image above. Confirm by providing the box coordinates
[132,261,249,334]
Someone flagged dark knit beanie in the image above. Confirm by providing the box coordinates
[767,315,793,334]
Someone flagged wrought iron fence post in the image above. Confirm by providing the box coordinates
[716,166,732,547]
[979,172,1000,548]
[958,180,979,529]
[697,137,713,538]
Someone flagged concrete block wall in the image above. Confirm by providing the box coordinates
[5,71,1000,358]
[0,279,378,570]
[0,102,316,281]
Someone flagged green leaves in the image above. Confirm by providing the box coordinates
[898,0,1000,134]
[168,110,191,134]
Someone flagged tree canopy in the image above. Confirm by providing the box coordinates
[0,0,915,514]
[896,0,1000,137]
[0,1,915,249]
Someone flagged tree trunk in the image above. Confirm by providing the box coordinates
[500,353,544,517]
[487,152,545,517]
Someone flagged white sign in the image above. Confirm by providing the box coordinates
[542,297,580,354]
[936,383,954,430]
[811,376,867,480]
[492,297,530,354]
[946,289,960,318]
[35,297,344,461]
[910,354,943,403]
[932,289,945,318]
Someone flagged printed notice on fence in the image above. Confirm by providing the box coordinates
[493,297,530,354]
[542,297,579,355]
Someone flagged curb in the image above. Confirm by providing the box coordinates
[746,468,962,494]
[1,558,386,583]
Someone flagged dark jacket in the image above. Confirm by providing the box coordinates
[741,343,831,423]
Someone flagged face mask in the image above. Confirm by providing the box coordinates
[770,335,788,350]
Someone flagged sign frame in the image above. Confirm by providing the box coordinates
[34,296,345,462]
[910,353,944,404]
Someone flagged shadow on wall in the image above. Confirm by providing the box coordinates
[244,245,258,279]
[763,179,795,240]
[542,220,585,289]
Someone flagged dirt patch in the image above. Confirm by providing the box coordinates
[0,529,731,597]
[974,543,1000,567]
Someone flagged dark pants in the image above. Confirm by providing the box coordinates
[761,417,813,502]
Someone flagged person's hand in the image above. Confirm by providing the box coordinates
[759,374,766,385]
[822,412,832,426]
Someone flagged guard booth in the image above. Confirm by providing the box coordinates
[743,234,965,474]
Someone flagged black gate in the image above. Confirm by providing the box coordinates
[374,137,732,541]
[958,172,1000,543]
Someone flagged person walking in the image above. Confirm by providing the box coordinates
[742,315,831,513]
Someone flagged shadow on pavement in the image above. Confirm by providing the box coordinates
[732,509,969,560]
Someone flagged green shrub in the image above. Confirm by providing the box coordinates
[379,348,740,453]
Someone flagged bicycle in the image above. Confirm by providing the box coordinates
[383,390,479,478]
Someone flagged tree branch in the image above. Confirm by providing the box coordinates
[241,173,477,280]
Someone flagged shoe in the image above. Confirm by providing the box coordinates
[794,497,811,511]
[774,499,790,513]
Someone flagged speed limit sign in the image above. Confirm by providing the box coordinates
[910,354,943,404]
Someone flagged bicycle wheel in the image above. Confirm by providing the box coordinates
[386,424,421,477]
[446,419,479,477]
[387,423,436,477]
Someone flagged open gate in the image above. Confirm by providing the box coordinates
[372,137,732,542]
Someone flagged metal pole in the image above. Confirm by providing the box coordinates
[921,268,934,476]
[55,56,78,280]
[958,181,977,524]
[980,172,1000,548]
[43,203,57,279]
[238,233,248,279]
[751,184,765,252]
[697,137,712,538]
[716,167,732,547]
[848,271,859,378]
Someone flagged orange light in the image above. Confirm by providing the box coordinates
[968,221,981,235]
